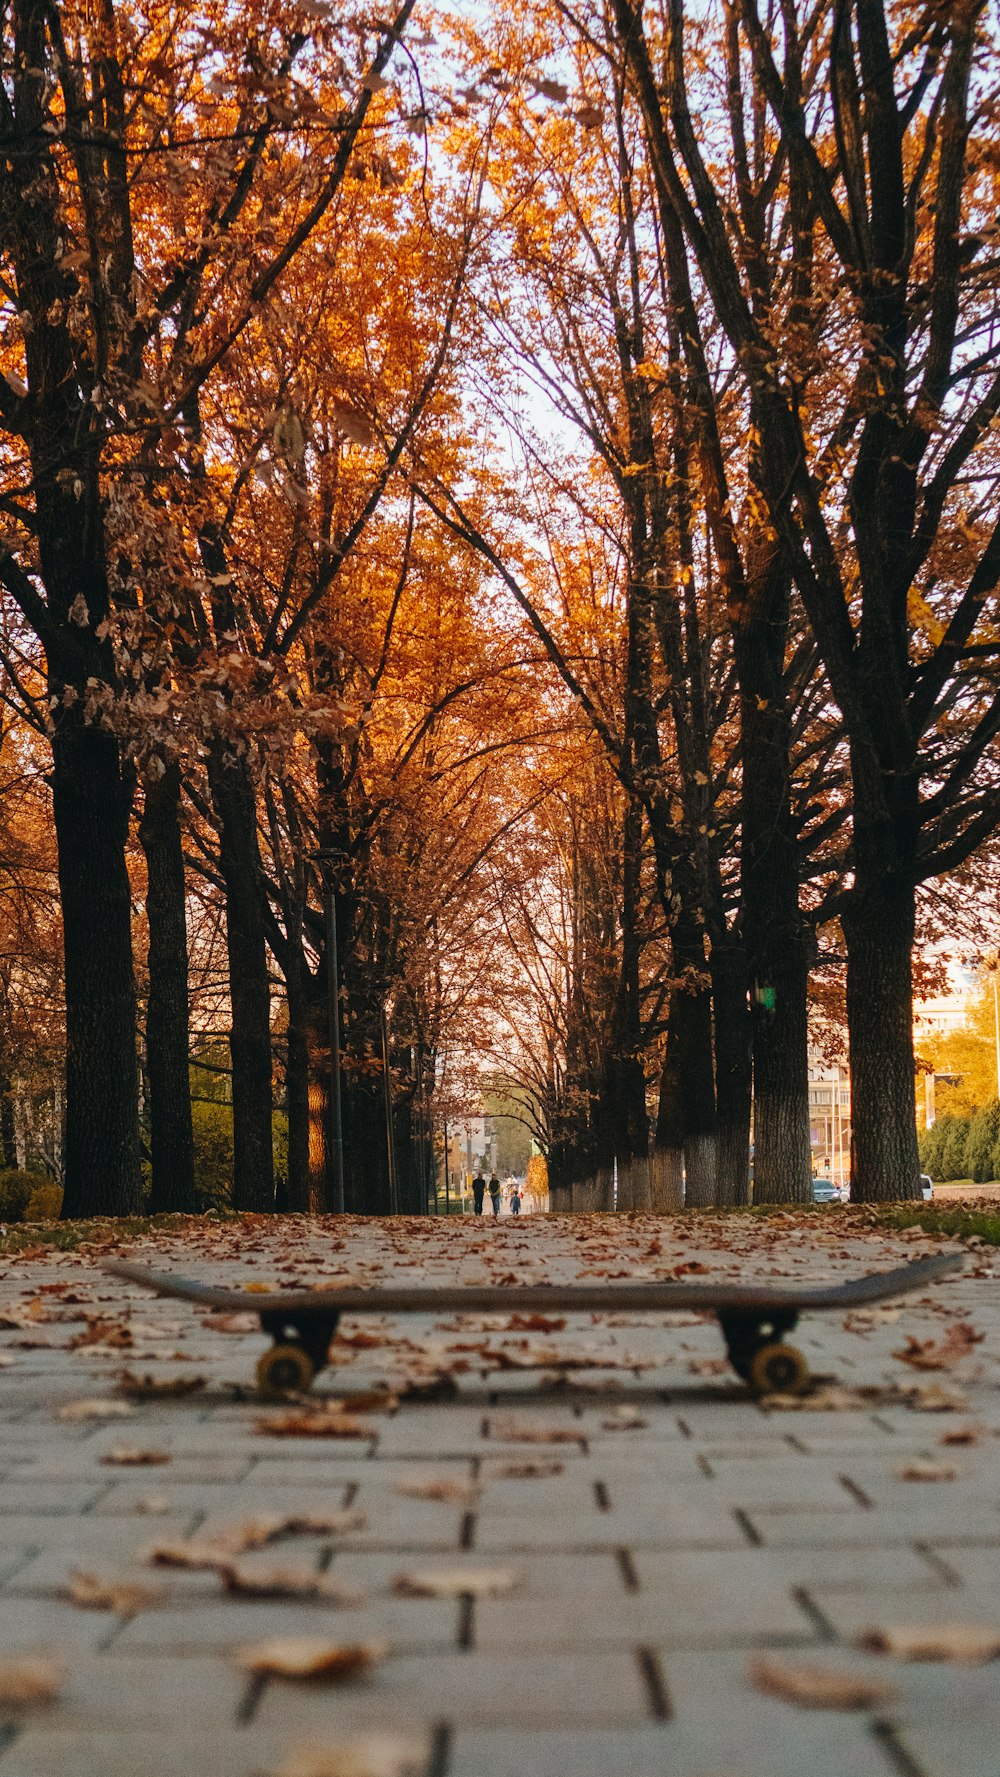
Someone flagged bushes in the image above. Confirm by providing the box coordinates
[919,1103,1000,1184]
[0,1168,58,1222]
[27,1183,63,1220]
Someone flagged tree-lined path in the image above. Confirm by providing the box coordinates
[0,1210,996,1776]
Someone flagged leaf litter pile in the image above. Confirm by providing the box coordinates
[0,1206,995,1741]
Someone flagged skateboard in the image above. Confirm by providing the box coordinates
[105,1252,962,1397]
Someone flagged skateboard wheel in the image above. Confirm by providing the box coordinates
[748,1342,810,1396]
[256,1343,315,1396]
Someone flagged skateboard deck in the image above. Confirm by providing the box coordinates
[105,1252,962,1397]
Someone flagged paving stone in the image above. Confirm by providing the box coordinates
[115,1593,459,1653]
[474,1550,814,1648]
[0,1731,285,1777]
[0,1484,106,1516]
[254,1649,651,1733]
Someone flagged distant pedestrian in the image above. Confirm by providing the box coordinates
[509,1182,521,1216]
[488,1172,501,1217]
[472,1172,486,1215]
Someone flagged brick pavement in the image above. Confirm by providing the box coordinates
[0,1210,997,1776]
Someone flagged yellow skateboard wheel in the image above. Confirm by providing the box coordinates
[256,1343,316,1397]
[748,1341,810,1396]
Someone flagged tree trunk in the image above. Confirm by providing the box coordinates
[843,873,921,1202]
[207,743,274,1212]
[673,912,717,1206]
[283,950,311,1214]
[55,717,142,1218]
[649,1146,684,1211]
[711,938,751,1206]
[305,996,330,1213]
[139,762,196,1215]
[0,1070,16,1170]
[736,580,813,1205]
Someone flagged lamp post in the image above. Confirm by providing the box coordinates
[316,850,345,1215]
[992,964,1000,1103]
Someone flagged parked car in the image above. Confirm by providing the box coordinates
[811,1177,839,1204]
[921,1174,934,1202]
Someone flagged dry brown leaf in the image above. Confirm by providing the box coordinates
[135,1493,171,1515]
[893,1322,984,1372]
[220,1563,362,1604]
[57,1397,134,1422]
[857,1622,1000,1663]
[908,1383,969,1411]
[395,1477,480,1504]
[0,1655,64,1705]
[147,1540,234,1572]
[101,1446,171,1467]
[750,1653,898,1710]
[266,1734,427,1777]
[489,1420,584,1446]
[117,1370,206,1399]
[896,1459,958,1482]
[480,1459,565,1479]
[393,1566,518,1598]
[235,1637,387,1682]
[256,1411,374,1439]
[939,1425,983,1446]
[601,1406,648,1430]
[66,1569,162,1614]
[277,1510,368,1539]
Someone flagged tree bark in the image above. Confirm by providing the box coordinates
[283,949,311,1214]
[55,716,142,1218]
[711,937,751,1206]
[207,742,274,1212]
[736,577,813,1205]
[139,762,196,1215]
[843,872,921,1201]
[305,996,330,1214]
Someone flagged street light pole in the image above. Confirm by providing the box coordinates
[318,852,345,1215]
[992,964,1000,1103]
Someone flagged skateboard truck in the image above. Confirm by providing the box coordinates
[716,1309,809,1395]
[257,1310,341,1395]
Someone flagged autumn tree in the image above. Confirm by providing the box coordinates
[613,0,1000,1199]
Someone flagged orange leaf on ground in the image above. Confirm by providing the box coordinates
[858,1623,1000,1663]
[750,1653,899,1710]
[0,1656,64,1705]
[235,1638,387,1681]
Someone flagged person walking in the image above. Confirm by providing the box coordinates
[488,1172,502,1217]
[509,1181,521,1216]
[472,1171,486,1216]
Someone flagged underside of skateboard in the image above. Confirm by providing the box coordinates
[252,1304,811,1398]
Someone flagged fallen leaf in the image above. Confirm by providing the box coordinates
[101,1446,171,1467]
[66,1569,162,1614]
[256,1411,373,1439]
[135,1494,171,1514]
[0,1655,64,1705]
[893,1323,984,1371]
[265,1734,427,1777]
[395,1478,480,1504]
[57,1398,134,1422]
[857,1623,1000,1664]
[600,1406,648,1430]
[750,1653,898,1710]
[480,1459,565,1479]
[393,1566,518,1598]
[275,1510,368,1539]
[895,1460,958,1482]
[235,1638,387,1682]
[116,1371,206,1399]
[908,1383,969,1412]
[488,1420,584,1446]
[939,1425,983,1446]
[147,1540,235,1572]
[221,1564,362,1604]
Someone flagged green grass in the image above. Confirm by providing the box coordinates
[873,1202,1000,1245]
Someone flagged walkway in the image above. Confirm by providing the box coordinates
[0,1210,997,1776]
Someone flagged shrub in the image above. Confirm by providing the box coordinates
[964,1101,1000,1185]
[0,1168,56,1223]
[192,1101,234,1211]
[940,1114,971,1181]
[26,1183,63,1220]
